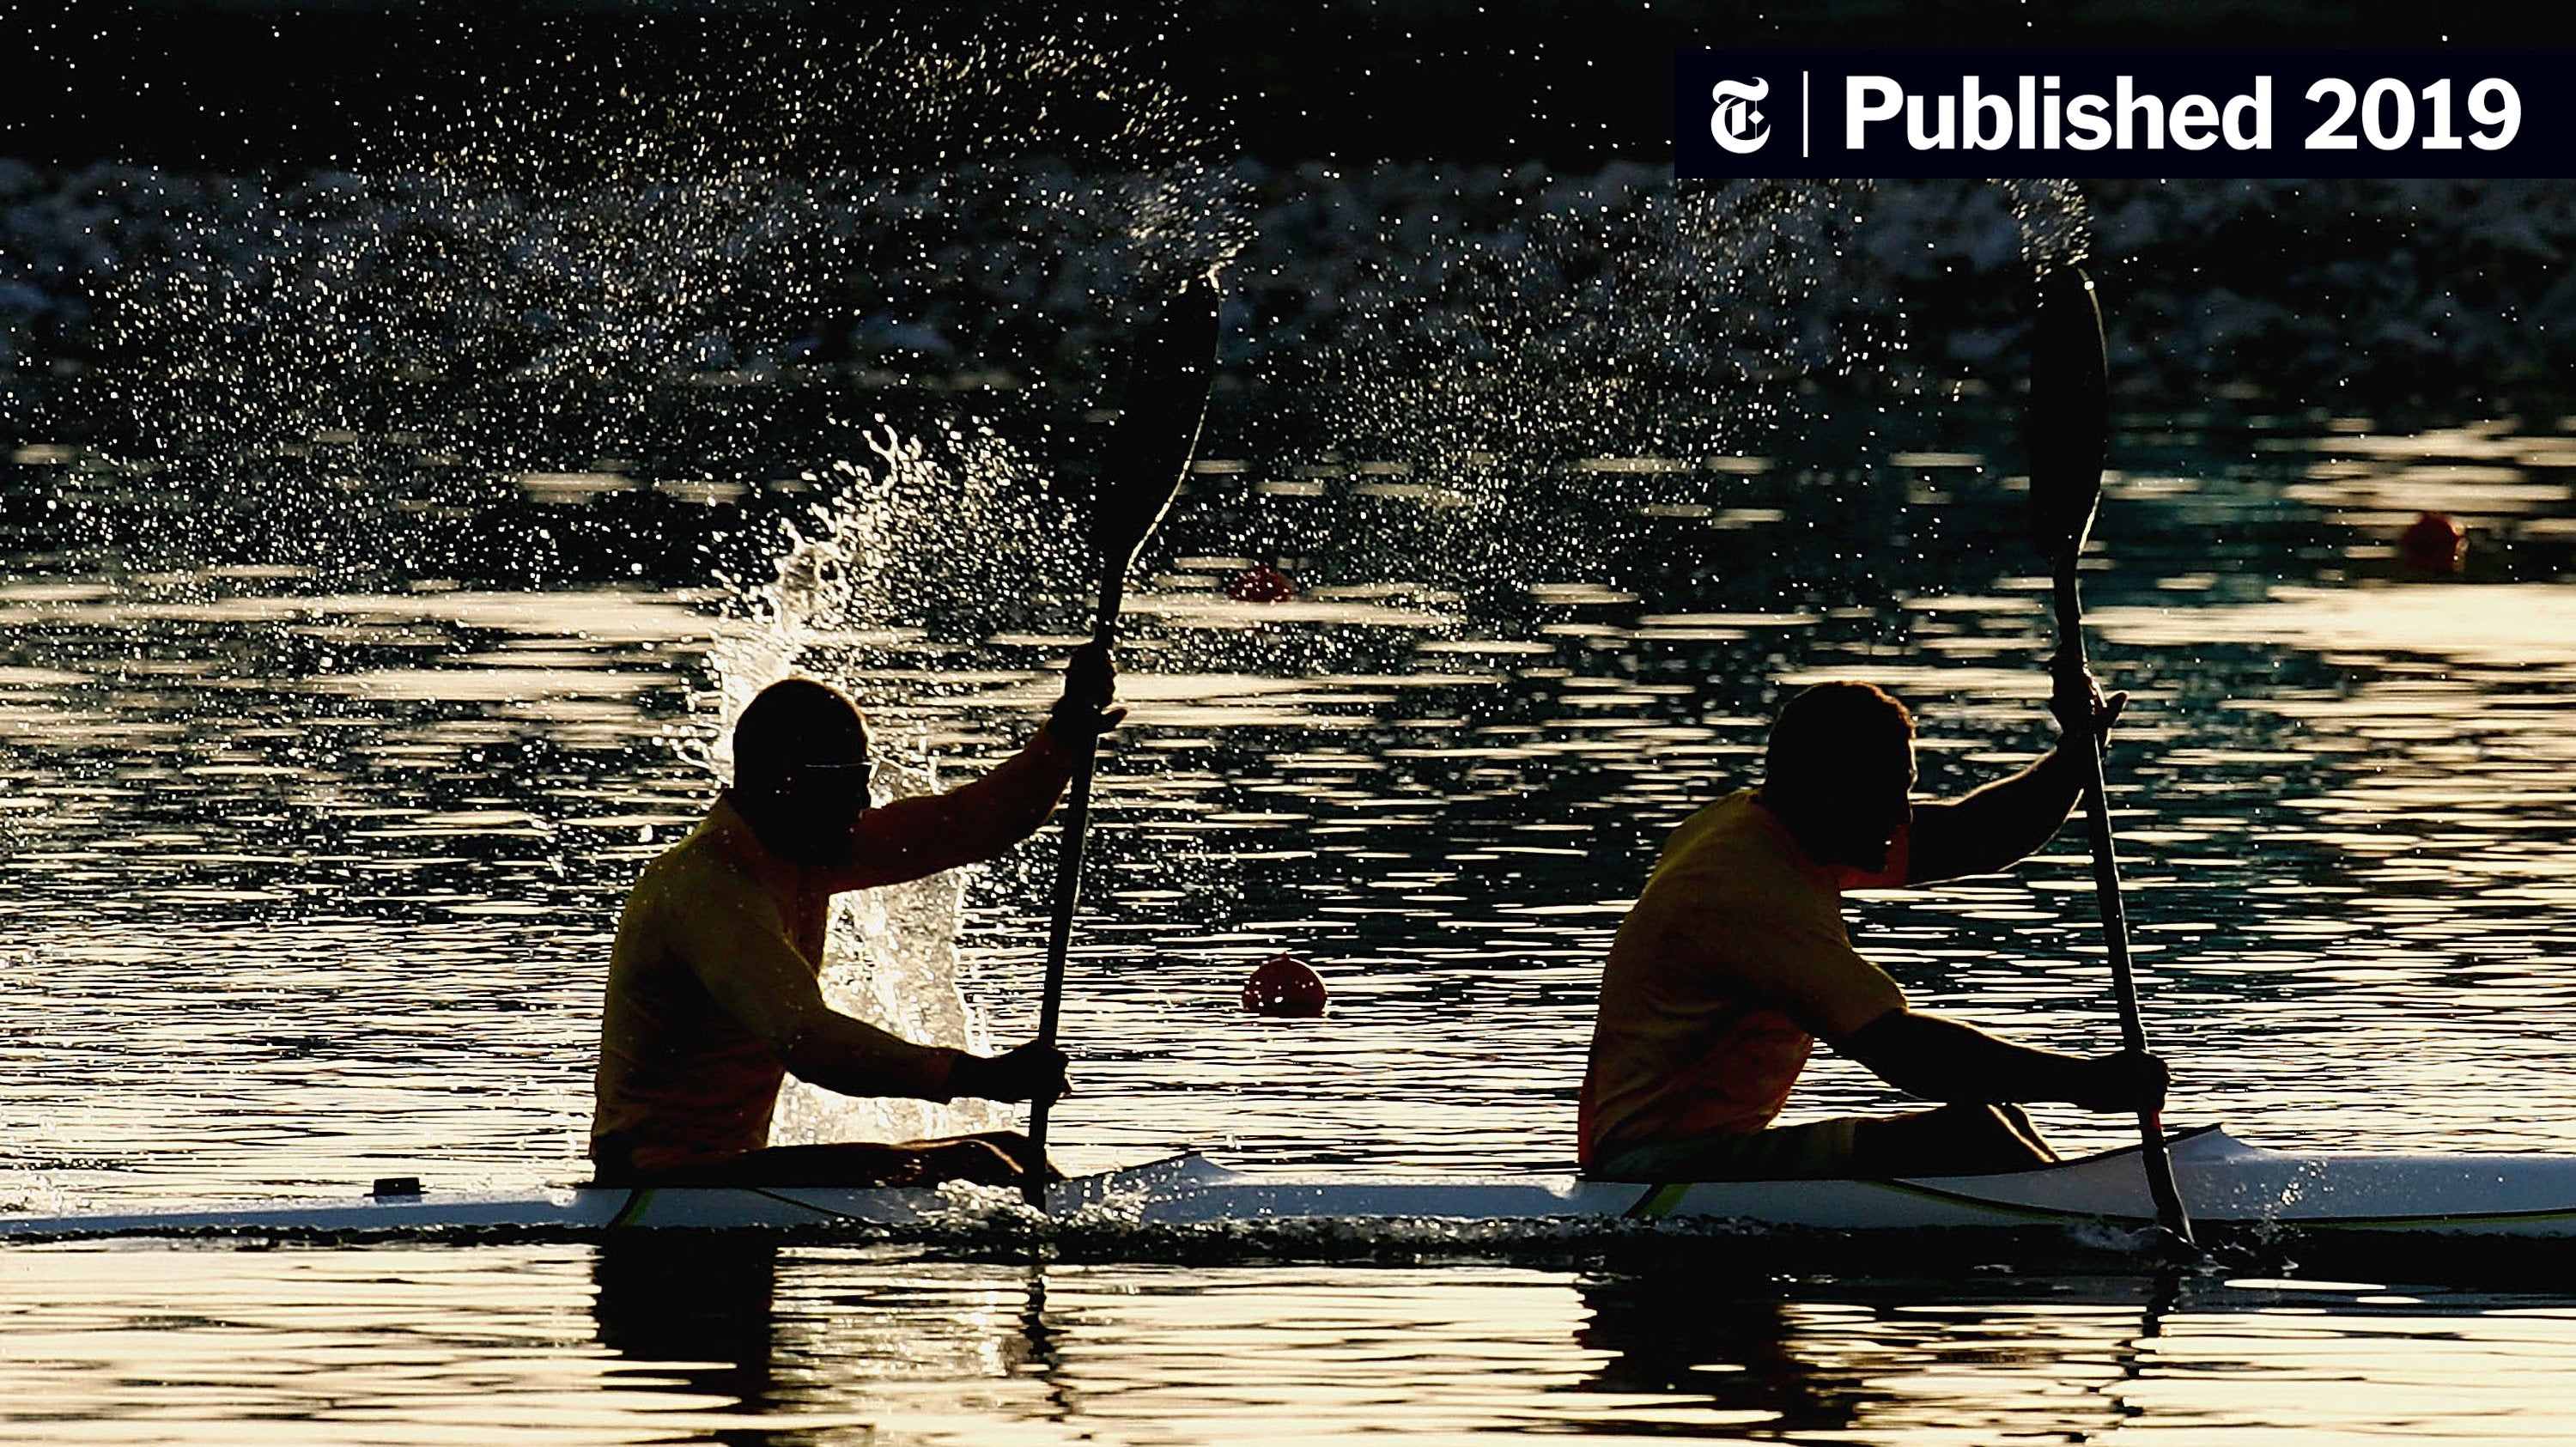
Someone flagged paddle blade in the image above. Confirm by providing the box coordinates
[1093,276,1221,584]
[2026,265,2109,568]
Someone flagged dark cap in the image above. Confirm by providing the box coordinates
[732,678,870,792]
[1765,681,1915,794]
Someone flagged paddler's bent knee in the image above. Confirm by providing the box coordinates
[1989,1102,2060,1163]
[1850,1102,2058,1177]
[927,1129,1064,1184]
[911,1138,1025,1188]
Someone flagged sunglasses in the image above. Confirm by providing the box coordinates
[781,760,876,797]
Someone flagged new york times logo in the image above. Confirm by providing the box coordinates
[1709,78,1771,154]
[1674,49,2561,179]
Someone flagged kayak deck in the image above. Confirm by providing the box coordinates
[8,1127,2576,1242]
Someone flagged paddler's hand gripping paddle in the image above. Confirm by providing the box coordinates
[1024,275,1222,1206]
[2027,265,2195,1248]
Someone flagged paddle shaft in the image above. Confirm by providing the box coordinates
[2051,561,2194,1245]
[1023,572,1126,1205]
[1013,277,1219,1207]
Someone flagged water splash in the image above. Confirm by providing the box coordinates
[701,426,1092,1148]
[771,847,1014,1148]
[2003,177,2096,274]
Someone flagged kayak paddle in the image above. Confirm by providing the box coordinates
[2026,265,2195,1248]
[1024,274,1223,1205]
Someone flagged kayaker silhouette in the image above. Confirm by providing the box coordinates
[586,644,1121,1189]
[1579,659,2169,1181]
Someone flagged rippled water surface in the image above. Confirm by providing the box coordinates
[8,409,2576,1439]
[9,1249,2576,1445]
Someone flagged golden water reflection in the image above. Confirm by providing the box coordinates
[6,1245,2576,1444]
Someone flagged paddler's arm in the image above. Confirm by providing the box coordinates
[1902,751,2084,883]
[1838,1006,2167,1112]
[1738,901,2166,1113]
[667,894,1066,1102]
[1905,657,2126,884]
[819,642,1125,891]
[822,727,1082,891]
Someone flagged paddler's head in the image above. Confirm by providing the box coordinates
[1757,681,1916,872]
[726,678,875,867]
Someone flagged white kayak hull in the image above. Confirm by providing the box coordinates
[8,1128,2576,1242]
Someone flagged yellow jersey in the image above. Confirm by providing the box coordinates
[1579,789,1910,1169]
[591,730,1076,1176]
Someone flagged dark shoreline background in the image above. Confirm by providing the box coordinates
[0,1,2521,172]
[5,1,2567,435]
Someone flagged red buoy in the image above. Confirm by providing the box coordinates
[2398,511,2467,575]
[1225,563,1297,602]
[1242,953,1328,1017]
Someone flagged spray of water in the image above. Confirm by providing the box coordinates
[2002,177,2096,275]
[692,424,1089,1146]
